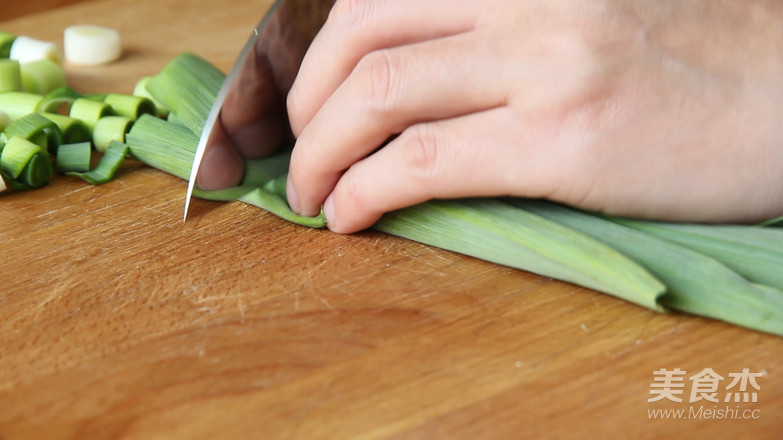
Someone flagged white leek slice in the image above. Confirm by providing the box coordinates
[63,25,122,65]
[9,36,63,65]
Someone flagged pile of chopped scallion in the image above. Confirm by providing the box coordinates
[1,41,781,336]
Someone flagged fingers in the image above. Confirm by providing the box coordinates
[287,0,483,135]
[321,107,570,233]
[196,121,246,190]
[220,45,286,159]
[287,30,514,217]
[198,37,288,191]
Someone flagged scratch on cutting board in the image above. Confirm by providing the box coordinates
[237,298,246,321]
[193,293,246,304]
[317,295,334,312]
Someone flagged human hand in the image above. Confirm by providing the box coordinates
[196,0,332,190]
[285,0,783,233]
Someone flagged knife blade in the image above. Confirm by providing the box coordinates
[184,0,334,220]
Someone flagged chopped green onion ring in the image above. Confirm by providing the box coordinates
[0,91,43,121]
[40,113,91,144]
[0,59,21,93]
[0,135,52,189]
[93,115,133,152]
[35,86,82,114]
[56,141,91,173]
[69,98,111,132]
[103,94,156,120]
[66,140,129,185]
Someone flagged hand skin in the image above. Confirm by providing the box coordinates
[210,0,783,234]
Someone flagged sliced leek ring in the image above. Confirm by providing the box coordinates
[9,36,63,65]
[63,25,122,66]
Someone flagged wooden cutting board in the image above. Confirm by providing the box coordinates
[1,1,781,439]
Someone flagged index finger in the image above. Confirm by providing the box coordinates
[287,0,482,136]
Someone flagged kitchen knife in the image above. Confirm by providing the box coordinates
[184,0,334,220]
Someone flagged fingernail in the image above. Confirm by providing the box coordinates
[286,175,301,214]
[323,193,337,229]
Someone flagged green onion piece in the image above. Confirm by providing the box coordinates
[614,218,783,291]
[0,59,21,92]
[40,113,91,144]
[192,179,327,228]
[133,76,169,118]
[21,153,51,187]
[145,52,224,133]
[0,91,43,121]
[0,135,38,178]
[66,140,128,184]
[0,135,52,189]
[165,112,185,127]
[102,94,156,120]
[758,216,783,227]
[245,156,290,188]
[84,93,108,102]
[93,115,133,152]
[56,141,91,173]
[1,112,61,153]
[69,98,111,132]
[35,86,82,114]
[0,111,10,131]
[377,200,665,310]
[0,31,16,58]
[516,200,783,336]
[19,59,67,94]
[125,114,292,186]
[125,114,197,180]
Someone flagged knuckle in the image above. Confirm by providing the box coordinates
[400,124,443,182]
[354,49,400,110]
[339,168,373,214]
[288,144,312,183]
[286,85,307,134]
[329,0,373,29]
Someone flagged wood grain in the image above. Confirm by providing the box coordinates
[1,1,781,439]
[3,0,98,21]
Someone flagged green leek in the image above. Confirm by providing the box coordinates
[40,113,91,145]
[35,86,82,113]
[69,98,110,132]
[0,135,52,189]
[145,52,223,133]
[133,76,169,118]
[0,91,42,121]
[102,94,156,120]
[1,112,61,153]
[0,111,10,132]
[19,59,67,94]
[66,140,129,185]
[0,59,21,92]
[56,141,91,173]
[514,200,783,335]
[0,31,15,58]
[613,218,783,291]
[92,115,132,152]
